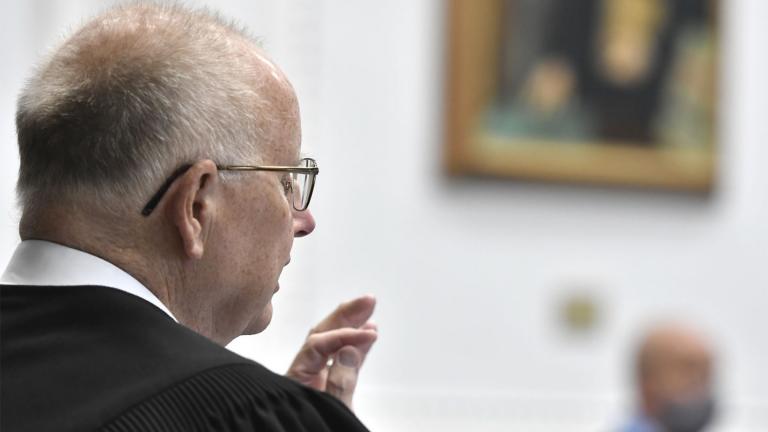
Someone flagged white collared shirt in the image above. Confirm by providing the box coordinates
[1,240,177,321]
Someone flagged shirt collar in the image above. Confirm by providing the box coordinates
[1,240,177,321]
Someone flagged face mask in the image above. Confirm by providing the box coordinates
[657,395,716,432]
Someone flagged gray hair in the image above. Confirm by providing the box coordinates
[16,2,279,219]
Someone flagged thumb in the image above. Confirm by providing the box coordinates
[325,346,361,410]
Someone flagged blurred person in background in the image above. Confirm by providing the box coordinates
[620,323,716,432]
[0,3,376,431]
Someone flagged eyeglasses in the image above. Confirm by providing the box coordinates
[141,158,318,216]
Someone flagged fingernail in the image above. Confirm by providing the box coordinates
[338,350,360,368]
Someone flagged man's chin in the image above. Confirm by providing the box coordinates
[243,302,273,335]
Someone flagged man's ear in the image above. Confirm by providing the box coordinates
[164,160,220,260]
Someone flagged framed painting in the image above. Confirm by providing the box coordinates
[445,0,719,192]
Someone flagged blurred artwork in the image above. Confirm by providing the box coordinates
[445,0,718,191]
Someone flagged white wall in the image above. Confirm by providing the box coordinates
[3,1,768,431]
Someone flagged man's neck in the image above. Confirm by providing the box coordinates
[21,212,176,313]
[21,214,235,346]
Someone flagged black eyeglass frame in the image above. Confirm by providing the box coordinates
[141,158,318,216]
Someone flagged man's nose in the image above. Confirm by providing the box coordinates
[293,208,316,237]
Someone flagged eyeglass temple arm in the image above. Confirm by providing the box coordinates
[141,164,193,216]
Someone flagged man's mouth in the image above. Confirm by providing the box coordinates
[274,258,290,293]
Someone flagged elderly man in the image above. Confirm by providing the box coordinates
[621,323,717,432]
[0,3,377,431]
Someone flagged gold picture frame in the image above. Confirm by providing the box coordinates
[445,0,719,192]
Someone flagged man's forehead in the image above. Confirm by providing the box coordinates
[232,45,302,166]
[256,129,301,165]
[246,46,294,91]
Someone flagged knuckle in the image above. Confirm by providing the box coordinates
[328,365,358,395]
[327,376,352,396]
[306,333,322,346]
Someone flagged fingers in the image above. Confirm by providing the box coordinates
[310,295,376,334]
[357,322,378,359]
[285,296,379,406]
[286,328,377,387]
[326,346,361,410]
[360,322,377,331]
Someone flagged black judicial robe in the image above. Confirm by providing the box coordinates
[0,285,369,432]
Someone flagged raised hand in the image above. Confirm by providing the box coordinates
[286,295,378,409]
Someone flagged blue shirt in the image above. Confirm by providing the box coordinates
[621,414,662,432]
